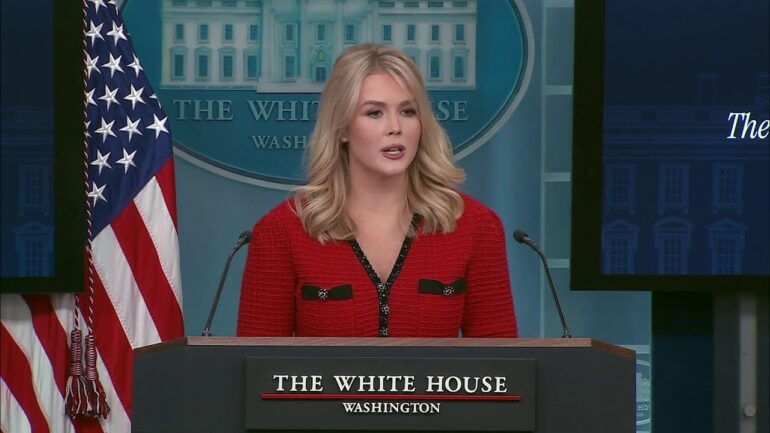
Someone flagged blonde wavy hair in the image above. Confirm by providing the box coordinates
[294,43,465,242]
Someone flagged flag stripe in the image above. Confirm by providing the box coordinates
[1,297,76,433]
[91,226,162,348]
[77,418,108,433]
[23,295,69,396]
[154,158,178,227]
[92,346,131,433]
[134,173,183,309]
[1,377,32,433]
[47,295,75,341]
[85,271,138,418]
[110,198,183,340]
[0,324,50,433]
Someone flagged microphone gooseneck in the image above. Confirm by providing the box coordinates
[513,230,572,338]
[201,230,253,336]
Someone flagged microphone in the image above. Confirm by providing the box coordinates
[201,230,253,336]
[513,230,572,338]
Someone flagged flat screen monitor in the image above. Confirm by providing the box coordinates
[571,0,769,291]
[1,1,85,293]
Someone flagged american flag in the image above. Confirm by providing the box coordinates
[1,0,184,431]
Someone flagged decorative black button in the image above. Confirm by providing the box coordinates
[317,289,328,301]
[379,328,389,337]
[381,304,390,315]
[443,285,455,296]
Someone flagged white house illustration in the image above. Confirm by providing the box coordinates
[160,0,477,92]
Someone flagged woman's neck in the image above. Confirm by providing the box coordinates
[346,173,410,229]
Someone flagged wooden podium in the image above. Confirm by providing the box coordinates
[133,337,635,433]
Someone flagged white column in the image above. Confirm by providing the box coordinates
[298,0,306,83]
[335,0,344,58]
[262,0,274,82]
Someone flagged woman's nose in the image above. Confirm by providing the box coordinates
[386,113,402,135]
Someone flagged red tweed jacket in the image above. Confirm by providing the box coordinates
[236,194,518,338]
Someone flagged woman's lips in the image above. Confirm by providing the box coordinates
[381,144,406,160]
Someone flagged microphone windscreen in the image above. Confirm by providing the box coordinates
[239,230,253,243]
[513,230,529,244]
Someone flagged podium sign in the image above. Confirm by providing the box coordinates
[244,357,536,431]
[132,338,635,433]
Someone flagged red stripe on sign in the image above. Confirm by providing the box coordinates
[0,324,50,433]
[261,393,522,401]
[109,202,184,340]
[22,295,69,397]
[155,160,178,228]
[87,272,135,417]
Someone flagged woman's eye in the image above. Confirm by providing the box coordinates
[401,108,418,117]
[366,110,383,118]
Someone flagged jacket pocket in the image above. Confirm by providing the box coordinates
[417,278,466,337]
[301,284,353,301]
[297,284,355,336]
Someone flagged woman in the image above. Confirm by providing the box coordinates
[237,44,518,338]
